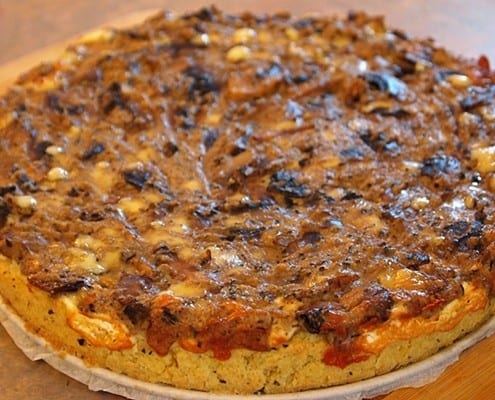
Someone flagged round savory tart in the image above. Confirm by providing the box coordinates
[0,6,494,395]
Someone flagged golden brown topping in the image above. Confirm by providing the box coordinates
[0,6,494,364]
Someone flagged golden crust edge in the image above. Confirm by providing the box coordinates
[0,255,494,395]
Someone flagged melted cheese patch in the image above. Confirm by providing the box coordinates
[359,283,488,353]
[118,197,147,214]
[65,247,107,275]
[269,322,298,347]
[168,282,206,298]
[208,246,244,268]
[90,162,115,192]
[379,268,428,291]
[100,250,122,271]
[74,235,104,251]
[268,297,303,347]
[63,297,133,350]
[144,215,192,249]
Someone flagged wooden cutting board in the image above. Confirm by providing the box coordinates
[0,10,495,400]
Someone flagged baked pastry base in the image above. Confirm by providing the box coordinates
[1,255,495,398]
[0,257,495,399]
[2,296,495,400]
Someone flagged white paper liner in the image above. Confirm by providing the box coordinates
[1,297,495,400]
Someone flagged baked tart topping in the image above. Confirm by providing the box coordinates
[1,7,494,367]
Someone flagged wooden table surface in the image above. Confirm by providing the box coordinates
[1,1,495,399]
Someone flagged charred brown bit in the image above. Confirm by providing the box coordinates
[361,72,408,100]
[183,66,220,97]
[122,169,152,190]
[0,6,494,367]
[81,142,105,160]
[29,275,91,294]
[268,170,312,198]
[0,198,10,228]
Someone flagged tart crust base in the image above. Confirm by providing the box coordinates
[1,255,493,395]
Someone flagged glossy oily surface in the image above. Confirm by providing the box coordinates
[1,1,495,399]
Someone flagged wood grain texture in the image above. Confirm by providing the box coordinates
[1,3,495,399]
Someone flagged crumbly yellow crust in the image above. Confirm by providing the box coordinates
[1,255,493,394]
